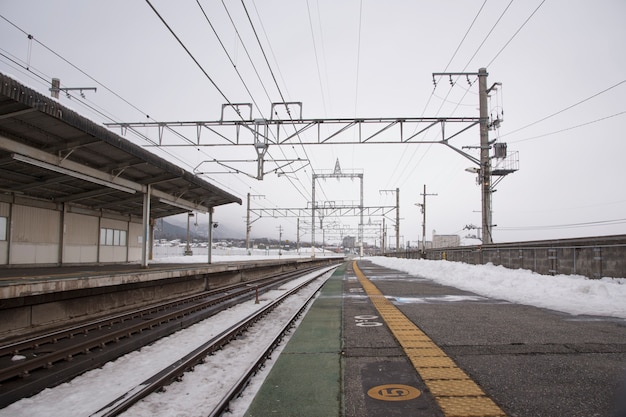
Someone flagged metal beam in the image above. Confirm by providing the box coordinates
[106,116,480,147]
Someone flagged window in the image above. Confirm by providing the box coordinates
[0,217,6,241]
[100,228,127,246]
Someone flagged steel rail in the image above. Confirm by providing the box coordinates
[0,266,320,385]
[91,266,334,417]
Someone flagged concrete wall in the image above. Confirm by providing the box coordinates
[389,235,626,279]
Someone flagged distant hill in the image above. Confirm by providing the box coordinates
[154,216,244,241]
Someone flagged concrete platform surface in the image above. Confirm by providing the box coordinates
[245,259,626,417]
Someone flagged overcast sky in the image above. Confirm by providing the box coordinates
[1,0,625,246]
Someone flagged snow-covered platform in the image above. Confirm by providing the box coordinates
[245,259,626,417]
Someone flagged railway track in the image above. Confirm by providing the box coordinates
[0,265,325,408]
[91,266,332,417]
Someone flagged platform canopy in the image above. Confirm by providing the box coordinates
[0,73,241,219]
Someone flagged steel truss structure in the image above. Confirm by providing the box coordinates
[106,69,518,244]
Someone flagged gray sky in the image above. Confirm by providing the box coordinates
[1,0,625,246]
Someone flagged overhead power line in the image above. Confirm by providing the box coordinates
[462,0,515,71]
[499,217,626,231]
[510,110,626,143]
[502,79,626,138]
[443,0,488,72]
[239,0,327,202]
[145,0,232,105]
[487,0,546,67]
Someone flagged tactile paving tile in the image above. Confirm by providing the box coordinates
[353,261,507,417]
[417,366,470,381]
[399,339,439,349]
[426,379,486,397]
[405,347,447,357]
[409,355,457,368]
[436,396,506,417]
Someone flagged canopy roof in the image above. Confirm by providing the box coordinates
[0,73,241,219]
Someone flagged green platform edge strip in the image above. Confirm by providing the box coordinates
[244,264,345,417]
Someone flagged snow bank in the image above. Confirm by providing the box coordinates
[369,257,626,319]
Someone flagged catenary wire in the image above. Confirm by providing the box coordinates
[0,12,256,201]
[195,0,313,202]
[462,0,515,72]
[501,79,626,138]
[509,110,626,143]
[443,0,488,72]
[386,0,488,190]
[221,0,314,202]
[486,0,546,67]
[145,1,312,206]
[239,0,330,202]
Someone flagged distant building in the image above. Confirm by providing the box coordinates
[342,236,356,250]
[432,234,461,248]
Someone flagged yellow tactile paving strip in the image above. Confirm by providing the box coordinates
[353,261,507,417]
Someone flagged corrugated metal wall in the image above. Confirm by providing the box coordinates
[65,213,98,245]
[1,202,145,265]
[12,205,60,243]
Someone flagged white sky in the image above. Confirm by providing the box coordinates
[1,0,625,245]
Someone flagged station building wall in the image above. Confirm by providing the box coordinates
[0,195,145,266]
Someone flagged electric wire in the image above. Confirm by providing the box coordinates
[146,0,310,209]
[499,218,626,231]
[195,0,312,203]
[443,0,488,72]
[0,49,230,193]
[501,79,626,138]
[0,14,153,121]
[486,0,546,67]
[195,0,263,115]
[221,0,313,202]
[238,0,329,203]
[461,0,515,72]
[248,0,330,183]
[305,0,328,117]
[145,0,231,105]
[386,0,488,190]
[509,110,626,143]
[0,12,250,199]
[352,0,363,168]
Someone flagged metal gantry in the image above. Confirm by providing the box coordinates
[105,69,518,244]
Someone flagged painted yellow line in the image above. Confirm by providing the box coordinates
[353,261,506,417]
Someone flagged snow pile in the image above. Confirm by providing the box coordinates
[369,257,626,319]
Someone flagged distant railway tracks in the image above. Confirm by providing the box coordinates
[0,265,334,409]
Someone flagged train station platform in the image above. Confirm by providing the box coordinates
[0,257,342,340]
[245,259,626,417]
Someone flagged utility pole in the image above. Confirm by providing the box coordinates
[382,218,386,255]
[245,193,264,254]
[478,68,493,244]
[246,193,250,254]
[277,225,283,256]
[380,188,400,252]
[396,187,400,252]
[208,208,214,264]
[416,184,437,252]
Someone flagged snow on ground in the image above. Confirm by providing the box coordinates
[0,266,336,417]
[3,253,624,416]
[369,256,626,319]
[149,247,341,264]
